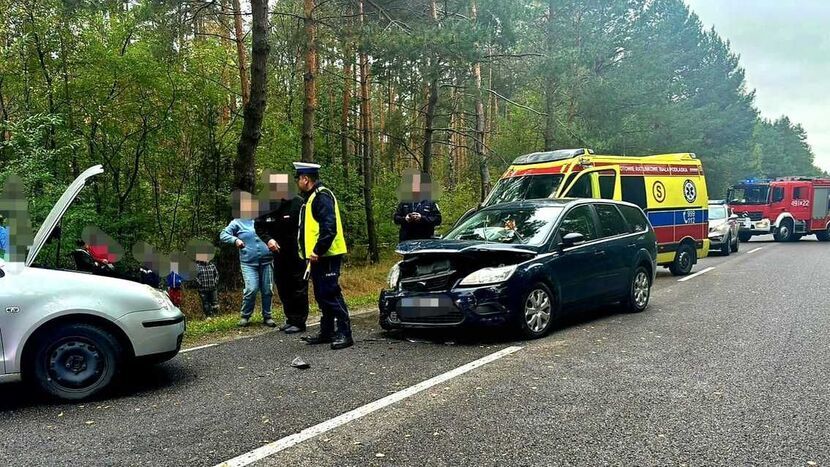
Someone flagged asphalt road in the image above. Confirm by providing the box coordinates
[1,235,828,466]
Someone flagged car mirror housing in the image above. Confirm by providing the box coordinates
[561,232,586,248]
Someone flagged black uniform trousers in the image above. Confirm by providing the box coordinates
[274,255,309,327]
[311,254,351,339]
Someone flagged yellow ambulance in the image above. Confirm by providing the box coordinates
[482,148,709,275]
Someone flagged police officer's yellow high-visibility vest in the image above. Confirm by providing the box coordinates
[300,187,347,258]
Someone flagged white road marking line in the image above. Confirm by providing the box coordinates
[180,343,218,353]
[677,266,715,282]
[747,247,763,254]
[214,345,524,467]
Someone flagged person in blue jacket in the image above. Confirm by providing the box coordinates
[0,214,8,259]
[393,171,442,242]
[221,190,276,328]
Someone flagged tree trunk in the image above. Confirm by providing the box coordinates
[340,41,353,179]
[359,0,379,263]
[543,0,557,151]
[471,0,489,201]
[231,0,250,107]
[233,0,269,192]
[422,78,438,174]
[302,0,318,162]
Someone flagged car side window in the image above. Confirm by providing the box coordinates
[558,205,597,241]
[595,204,629,238]
[618,205,649,233]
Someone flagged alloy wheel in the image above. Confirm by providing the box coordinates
[633,271,650,308]
[524,289,552,333]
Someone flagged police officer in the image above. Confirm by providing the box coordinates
[393,171,442,242]
[294,162,353,350]
[255,173,309,334]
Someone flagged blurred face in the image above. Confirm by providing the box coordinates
[233,191,260,219]
[264,172,292,201]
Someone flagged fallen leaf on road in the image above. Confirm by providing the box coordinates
[375,453,385,458]
[85,421,94,425]
[57,413,64,417]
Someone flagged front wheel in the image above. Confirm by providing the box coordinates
[517,283,556,339]
[669,244,696,276]
[721,234,731,256]
[624,266,652,313]
[739,232,752,243]
[816,226,830,242]
[774,220,794,242]
[30,323,123,400]
[731,233,740,252]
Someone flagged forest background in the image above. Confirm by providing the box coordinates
[0,0,823,287]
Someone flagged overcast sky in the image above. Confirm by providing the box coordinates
[684,0,830,171]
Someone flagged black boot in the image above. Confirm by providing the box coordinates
[330,335,354,350]
[302,334,333,345]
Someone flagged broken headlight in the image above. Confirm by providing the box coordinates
[459,264,517,286]
[388,261,402,289]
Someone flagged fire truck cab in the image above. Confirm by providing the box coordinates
[727,177,830,242]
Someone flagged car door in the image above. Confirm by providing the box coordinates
[552,204,602,305]
[593,203,634,297]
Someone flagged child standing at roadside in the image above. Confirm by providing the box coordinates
[194,252,220,318]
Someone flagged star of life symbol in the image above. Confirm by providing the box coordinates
[683,179,697,203]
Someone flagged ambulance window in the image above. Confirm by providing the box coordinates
[526,175,564,200]
[595,204,628,237]
[618,205,649,233]
[564,174,592,198]
[772,186,784,203]
[598,172,615,199]
[621,176,647,209]
[794,187,804,200]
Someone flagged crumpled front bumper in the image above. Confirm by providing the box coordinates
[378,283,515,329]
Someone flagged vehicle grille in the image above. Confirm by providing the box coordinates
[739,212,763,221]
[399,271,458,293]
[398,308,464,324]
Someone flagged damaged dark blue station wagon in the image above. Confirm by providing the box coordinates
[379,199,658,338]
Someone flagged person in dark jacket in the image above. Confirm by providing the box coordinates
[294,162,353,350]
[393,170,442,242]
[255,172,309,334]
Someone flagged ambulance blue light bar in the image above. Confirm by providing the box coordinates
[512,148,594,165]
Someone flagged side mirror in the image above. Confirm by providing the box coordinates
[561,232,586,248]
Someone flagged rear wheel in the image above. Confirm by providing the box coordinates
[739,232,752,243]
[517,283,555,339]
[623,266,652,313]
[774,219,794,242]
[731,233,740,252]
[669,244,696,276]
[816,226,830,242]
[30,323,123,400]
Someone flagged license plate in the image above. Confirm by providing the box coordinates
[401,297,441,308]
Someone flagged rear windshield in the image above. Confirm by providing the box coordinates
[485,175,564,206]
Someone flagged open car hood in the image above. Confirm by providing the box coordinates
[395,238,540,256]
[26,165,104,267]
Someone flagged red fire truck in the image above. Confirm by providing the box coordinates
[727,177,830,242]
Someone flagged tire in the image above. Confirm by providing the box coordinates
[731,233,740,252]
[517,283,556,339]
[623,266,652,313]
[816,227,830,242]
[774,219,794,242]
[30,323,123,400]
[669,243,696,276]
[721,234,731,256]
[739,232,752,243]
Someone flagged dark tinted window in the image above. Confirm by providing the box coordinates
[598,173,615,199]
[621,176,647,209]
[772,186,784,203]
[526,175,564,199]
[565,173,592,198]
[558,205,597,241]
[485,175,564,206]
[618,204,649,232]
[595,204,629,237]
